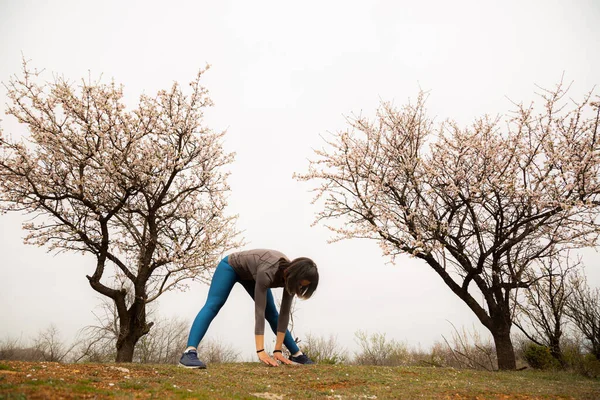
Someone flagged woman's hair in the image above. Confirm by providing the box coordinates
[282,257,319,299]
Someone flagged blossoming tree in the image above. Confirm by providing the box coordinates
[296,85,600,370]
[0,61,240,362]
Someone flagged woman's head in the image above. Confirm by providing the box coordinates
[284,257,319,299]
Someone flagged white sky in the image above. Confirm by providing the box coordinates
[1,0,600,361]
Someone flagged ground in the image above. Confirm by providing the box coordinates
[1,361,599,399]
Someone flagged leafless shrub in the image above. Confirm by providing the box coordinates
[300,333,348,364]
[0,336,44,361]
[440,323,497,371]
[197,339,240,363]
[407,342,448,368]
[0,326,74,362]
[513,255,578,366]
[71,298,119,363]
[565,272,600,360]
[71,332,115,363]
[354,330,411,366]
[134,316,188,364]
[32,324,75,362]
[0,337,21,360]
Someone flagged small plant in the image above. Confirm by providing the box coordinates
[523,343,560,370]
[0,363,13,371]
[580,354,600,378]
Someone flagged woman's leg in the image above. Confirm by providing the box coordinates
[186,257,238,347]
[239,281,300,354]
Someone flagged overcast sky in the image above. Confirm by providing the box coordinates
[1,0,600,361]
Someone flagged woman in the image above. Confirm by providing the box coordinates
[179,249,319,368]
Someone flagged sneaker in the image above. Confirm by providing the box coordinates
[178,350,207,369]
[289,354,314,365]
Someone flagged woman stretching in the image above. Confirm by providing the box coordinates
[179,249,319,368]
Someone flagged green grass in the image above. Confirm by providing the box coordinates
[0,361,598,399]
[0,394,27,400]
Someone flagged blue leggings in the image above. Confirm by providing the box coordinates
[186,256,300,354]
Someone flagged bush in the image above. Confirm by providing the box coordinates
[0,327,72,362]
[134,317,188,364]
[523,344,560,370]
[580,354,600,379]
[411,342,451,368]
[300,333,348,365]
[197,339,240,363]
[354,331,411,366]
[561,338,600,378]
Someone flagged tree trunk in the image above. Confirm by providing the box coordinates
[593,343,600,361]
[549,337,564,366]
[422,255,519,370]
[492,328,516,370]
[116,337,137,363]
[114,299,152,363]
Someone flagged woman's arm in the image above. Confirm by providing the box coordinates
[254,275,280,366]
[255,334,278,366]
[277,290,293,334]
[271,291,294,364]
[272,332,293,364]
[254,267,293,365]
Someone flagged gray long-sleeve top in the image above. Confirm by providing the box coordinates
[228,249,293,335]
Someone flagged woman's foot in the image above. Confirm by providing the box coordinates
[289,353,314,365]
[178,350,207,369]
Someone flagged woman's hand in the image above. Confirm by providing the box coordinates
[258,351,279,366]
[273,351,293,365]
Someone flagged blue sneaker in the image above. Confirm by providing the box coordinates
[290,354,314,365]
[179,350,207,369]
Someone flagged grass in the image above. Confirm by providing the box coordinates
[0,360,598,399]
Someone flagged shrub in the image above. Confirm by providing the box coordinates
[523,343,560,370]
[300,333,348,364]
[441,324,497,371]
[354,331,411,366]
[561,337,600,378]
[579,354,600,379]
[197,339,240,363]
